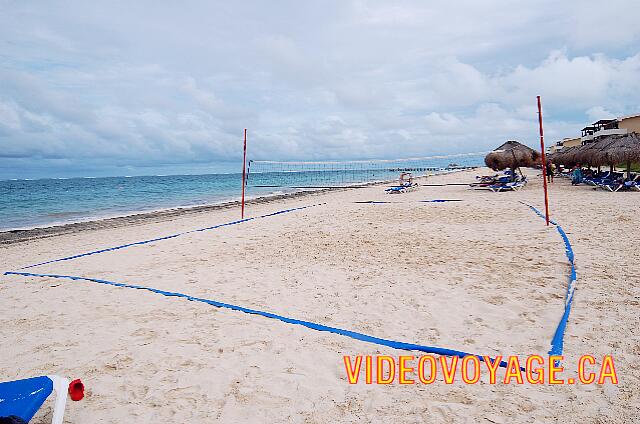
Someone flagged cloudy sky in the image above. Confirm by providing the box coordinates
[1,0,639,178]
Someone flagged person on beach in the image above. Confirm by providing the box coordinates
[546,161,555,183]
[571,165,583,185]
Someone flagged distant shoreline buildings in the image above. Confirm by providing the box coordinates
[548,113,640,154]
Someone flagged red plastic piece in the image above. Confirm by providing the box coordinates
[68,379,84,401]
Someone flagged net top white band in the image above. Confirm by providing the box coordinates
[250,151,490,165]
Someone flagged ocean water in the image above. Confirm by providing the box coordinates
[0,155,483,231]
[0,173,260,231]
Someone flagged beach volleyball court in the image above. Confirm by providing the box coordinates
[2,169,596,422]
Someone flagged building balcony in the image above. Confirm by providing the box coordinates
[595,128,627,137]
[581,128,627,142]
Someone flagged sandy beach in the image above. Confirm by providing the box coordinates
[1,168,638,423]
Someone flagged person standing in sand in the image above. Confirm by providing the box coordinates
[546,161,555,183]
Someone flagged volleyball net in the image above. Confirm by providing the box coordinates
[247,152,488,188]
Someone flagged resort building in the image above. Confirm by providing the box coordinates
[548,136,581,154]
[580,113,640,143]
[618,113,640,133]
[548,112,638,153]
[547,112,639,154]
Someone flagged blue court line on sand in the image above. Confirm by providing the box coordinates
[3,271,511,369]
[520,202,577,357]
[4,202,573,369]
[353,201,394,204]
[20,203,325,270]
[354,200,461,204]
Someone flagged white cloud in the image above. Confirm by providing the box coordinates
[497,52,640,108]
[563,0,640,49]
[0,0,639,177]
[586,106,617,122]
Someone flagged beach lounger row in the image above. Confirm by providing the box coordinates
[597,178,640,192]
[469,170,527,192]
[561,168,639,192]
[584,172,640,192]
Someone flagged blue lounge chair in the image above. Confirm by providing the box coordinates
[584,171,610,186]
[385,182,416,194]
[597,180,624,192]
[601,174,640,192]
[488,180,526,192]
[594,173,626,191]
[385,185,407,194]
[0,376,78,424]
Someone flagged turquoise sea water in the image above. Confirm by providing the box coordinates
[0,155,483,230]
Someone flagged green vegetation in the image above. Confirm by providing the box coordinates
[617,163,640,172]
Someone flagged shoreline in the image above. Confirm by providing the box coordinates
[0,180,383,246]
[1,168,474,246]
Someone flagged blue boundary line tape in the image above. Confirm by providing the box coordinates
[353,201,394,204]
[4,201,573,369]
[3,271,511,369]
[354,200,462,204]
[20,203,325,270]
[520,202,577,357]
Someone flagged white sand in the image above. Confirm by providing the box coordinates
[1,168,638,423]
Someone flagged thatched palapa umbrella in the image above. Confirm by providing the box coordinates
[551,132,640,178]
[552,140,609,168]
[562,145,585,166]
[579,137,620,170]
[484,140,541,171]
[596,132,640,178]
[550,145,578,167]
[562,138,615,168]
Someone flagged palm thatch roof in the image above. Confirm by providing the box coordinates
[580,137,621,166]
[595,132,640,165]
[550,146,577,166]
[564,139,614,166]
[551,132,640,167]
[484,140,541,171]
[552,142,602,166]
